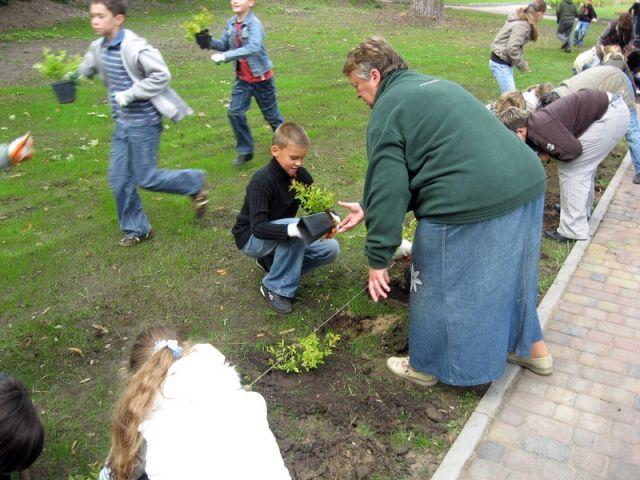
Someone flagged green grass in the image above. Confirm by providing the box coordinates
[0,1,623,477]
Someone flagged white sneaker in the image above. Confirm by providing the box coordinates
[386,356,438,387]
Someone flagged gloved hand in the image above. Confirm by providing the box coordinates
[195,32,212,49]
[287,222,302,238]
[113,91,129,107]
[211,53,226,64]
[8,132,34,165]
[66,71,80,84]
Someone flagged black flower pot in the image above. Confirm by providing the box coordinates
[195,29,211,49]
[298,212,335,245]
[51,79,76,104]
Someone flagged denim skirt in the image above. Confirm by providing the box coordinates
[408,195,544,386]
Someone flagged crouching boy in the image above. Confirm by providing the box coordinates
[231,123,339,314]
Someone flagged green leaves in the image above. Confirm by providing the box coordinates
[182,7,214,41]
[266,331,341,373]
[290,179,336,215]
[33,48,81,82]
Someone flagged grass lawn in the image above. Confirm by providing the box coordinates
[0,1,626,478]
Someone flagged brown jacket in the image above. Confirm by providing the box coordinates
[527,90,609,161]
[491,12,537,71]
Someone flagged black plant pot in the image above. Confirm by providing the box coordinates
[298,212,335,245]
[195,29,211,49]
[51,79,76,104]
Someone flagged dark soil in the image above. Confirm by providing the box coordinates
[0,0,85,32]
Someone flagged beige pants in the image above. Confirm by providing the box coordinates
[557,96,629,240]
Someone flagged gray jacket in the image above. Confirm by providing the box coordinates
[491,13,534,71]
[79,29,192,122]
[555,65,635,111]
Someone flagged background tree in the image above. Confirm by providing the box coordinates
[411,0,444,20]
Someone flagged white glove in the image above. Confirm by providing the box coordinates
[330,213,341,225]
[211,53,226,64]
[287,222,302,238]
[392,239,413,260]
[113,91,129,107]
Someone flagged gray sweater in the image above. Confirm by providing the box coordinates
[79,29,192,122]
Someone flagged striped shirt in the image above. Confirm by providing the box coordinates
[101,29,160,126]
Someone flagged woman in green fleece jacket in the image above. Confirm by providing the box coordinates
[338,36,552,387]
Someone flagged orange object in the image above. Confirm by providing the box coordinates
[8,132,34,165]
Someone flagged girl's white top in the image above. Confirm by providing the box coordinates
[141,344,291,479]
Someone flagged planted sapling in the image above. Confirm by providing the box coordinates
[266,331,341,373]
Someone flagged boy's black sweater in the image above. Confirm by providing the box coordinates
[232,158,313,249]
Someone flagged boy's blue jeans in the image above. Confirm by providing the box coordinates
[109,121,205,238]
[488,59,516,94]
[228,77,284,155]
[573,21,590,47]
[241,218,339,298]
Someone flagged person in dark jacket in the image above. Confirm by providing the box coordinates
[231,123,339,314]
[557,0,579,52]
[598,13,633,50]
[495,90,629,242]
[573,0,597,48]
[629,2,640,38]
[339,36,553,388]
[489,0,547,93]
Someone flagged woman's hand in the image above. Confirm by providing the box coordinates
[368,267,390,301]
[336,201,364,233]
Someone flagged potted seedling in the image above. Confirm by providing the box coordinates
[290,180,338,244]
[33,49,81,104]
[182,7,214,49]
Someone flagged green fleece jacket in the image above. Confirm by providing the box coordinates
[362,70,546,268]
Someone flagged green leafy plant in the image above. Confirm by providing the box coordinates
[290,180,336,214]
[33,49,81,82]
[266,331,340,373]
[402,216,417,241]
[182,7,214,41]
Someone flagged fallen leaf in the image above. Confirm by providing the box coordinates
[216,269,227,275]
[79,377,91,384]
[68,347,84,357]
[21,223,32,232]
[91,324,109,336]
[256,332,266,338]
[278,328,295,335]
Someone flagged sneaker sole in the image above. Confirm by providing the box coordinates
[259,285,292,314]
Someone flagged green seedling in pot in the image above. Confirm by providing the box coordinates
[33,49,81,82]
[290,179,336,214]
[182,7,214,41]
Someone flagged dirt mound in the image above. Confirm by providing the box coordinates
[0,0,85,32]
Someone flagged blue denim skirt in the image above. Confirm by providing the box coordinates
[408,195,544,386]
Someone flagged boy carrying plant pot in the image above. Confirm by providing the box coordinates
[196,0,284,166]
[77,0,209,247]
[231,123,340,314]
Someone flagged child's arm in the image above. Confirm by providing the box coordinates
[209,21,231,52]
[217,21,265,63]
[247,180,292,240]
[78,45,98,79]
[115,47,171,105]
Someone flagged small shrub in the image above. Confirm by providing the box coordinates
[266,331,340,373]
[290,180,336,214]
[182,7,214,41]
[402,216,417,241]
[33,49,81,82]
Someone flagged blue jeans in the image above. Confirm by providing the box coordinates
[228,77,284,155]
[573,20,590,47]
[409,195,544,386]
[241,218,339,298]
[109,121,205,237]
[621,75,640,174]
[488,59,515,94]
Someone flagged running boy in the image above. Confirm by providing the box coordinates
[198,0,284,166]
[79,0,209,247]
[231,123,339,314]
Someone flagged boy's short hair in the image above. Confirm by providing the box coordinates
[494,106,530,132]
[91,0,127,15]
[272,123,310,148]
[0,375,44,474]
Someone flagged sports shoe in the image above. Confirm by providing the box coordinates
[232,153,253,166]
[255,253,274,273]
[634,173,640,185]
[386,356,438,387]
[192,181,209,219]
[260,284,293,314]
[118,229,155,247]
[544,229,574,243]
[507,352,554,376]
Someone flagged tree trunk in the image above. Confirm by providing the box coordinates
[411,0,444,21]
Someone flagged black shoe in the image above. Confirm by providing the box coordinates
[260,284,293,314]
[634,173,640,184]
[553,203,561,213]
[232,153,253,166]
[255,253,274,273]
[544,229,574,243]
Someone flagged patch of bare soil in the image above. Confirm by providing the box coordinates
[0,0,85,32]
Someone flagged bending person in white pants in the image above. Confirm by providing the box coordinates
[494,89,629,242]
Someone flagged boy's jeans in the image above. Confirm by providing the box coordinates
[557,21,574,50]
[241,218,339,298]
[488,59,516,94]
[573,20,590,47]
[109,121,205,238]
[227,77,284,155]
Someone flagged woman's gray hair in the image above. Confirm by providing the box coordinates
[343,36,409,80]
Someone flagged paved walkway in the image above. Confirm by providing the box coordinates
[462,163,640,480]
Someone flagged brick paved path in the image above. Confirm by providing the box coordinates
[463,165,640,480]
